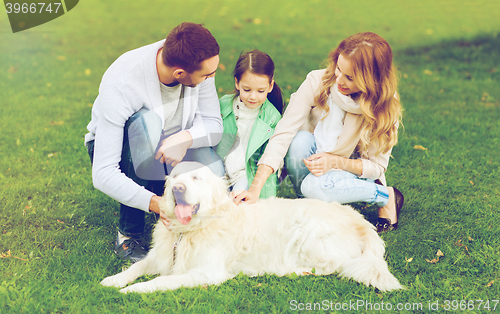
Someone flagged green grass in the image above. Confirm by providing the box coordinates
[1,0,500,313]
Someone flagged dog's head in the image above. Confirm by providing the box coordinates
[161,162,231,229]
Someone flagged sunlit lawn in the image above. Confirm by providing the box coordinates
[1,0,499,312]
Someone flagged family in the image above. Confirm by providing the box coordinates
[85,22,404,263]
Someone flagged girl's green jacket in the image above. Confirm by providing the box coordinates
[215,94,282,199]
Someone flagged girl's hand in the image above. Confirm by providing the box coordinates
[232,189,260,205]
[229,190,245,201]
[303,153,342,177]
[231,164,273,205]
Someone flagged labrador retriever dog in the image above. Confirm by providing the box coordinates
[101,162,403,293]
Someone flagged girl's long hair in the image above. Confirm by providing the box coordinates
[315,32,402,155]
[233,50,284,114]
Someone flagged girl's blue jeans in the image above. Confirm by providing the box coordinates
[284,130,389,207]
[87,108,224,237]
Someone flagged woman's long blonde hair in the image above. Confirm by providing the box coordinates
[315,32,402,156]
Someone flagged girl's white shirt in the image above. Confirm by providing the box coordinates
[224,97,261,186]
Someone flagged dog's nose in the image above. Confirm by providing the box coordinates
[172,183,186,194]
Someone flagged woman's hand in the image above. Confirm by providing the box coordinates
[303,153,342,177]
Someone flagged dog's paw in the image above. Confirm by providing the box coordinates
[100,275,129,288]
[119,282,155,294]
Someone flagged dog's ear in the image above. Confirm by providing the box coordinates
[160,175,175,213]
[211,174,231,207]
[163,175,170,194]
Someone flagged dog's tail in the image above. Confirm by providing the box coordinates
[339,231,404,292]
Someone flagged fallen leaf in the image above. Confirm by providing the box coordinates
[47,153,54,158]
[405,257,413,263]
[486,280,494,287]
[253,18,262,25]
[232,22,243,30]
[426,250,444,263]
[469,181,474,186]
[218,63,226,71]
[57,220,64,224]
[414,145,427,150]
[468,236,474,241]
[424,69,433,75]
[253,283,262,287]
[0,250,28,261]
[455,239,470,255]
[7,66,17,73]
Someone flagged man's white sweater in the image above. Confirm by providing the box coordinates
[85,40,222,212]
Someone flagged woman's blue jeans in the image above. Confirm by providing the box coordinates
[87,108,224,237]
[284,130,389,207]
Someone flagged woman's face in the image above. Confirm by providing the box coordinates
[335,54,361,96]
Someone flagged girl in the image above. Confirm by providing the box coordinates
[233,33,404,233]
[216,50,284,198]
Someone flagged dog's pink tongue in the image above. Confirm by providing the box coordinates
[174,204,193,225]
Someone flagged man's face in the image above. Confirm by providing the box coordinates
[178,55,219,87]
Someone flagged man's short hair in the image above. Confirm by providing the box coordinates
[162,22,220,73]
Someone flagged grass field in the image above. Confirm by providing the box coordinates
[1,0,499,313]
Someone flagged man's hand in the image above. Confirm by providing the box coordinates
[154,131,193,167]
[149,195,170,228]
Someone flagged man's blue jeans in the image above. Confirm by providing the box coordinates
[284,130,389,207]
[87,108,224,237]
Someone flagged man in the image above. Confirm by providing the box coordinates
[85,22,224,263]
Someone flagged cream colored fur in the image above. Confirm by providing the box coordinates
[101,162,403,293]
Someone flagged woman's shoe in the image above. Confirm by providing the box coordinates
[376,187,404,233]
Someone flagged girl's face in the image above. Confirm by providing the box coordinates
[235,72,274,109]
[335,54,361,96]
